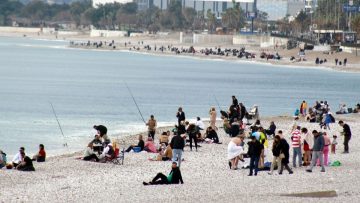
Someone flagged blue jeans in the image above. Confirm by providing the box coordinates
[309,151,325,171]
[249,156,260,175]
[172,149,183,167]
[293,147,302,167]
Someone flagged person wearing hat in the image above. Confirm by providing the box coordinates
[146,115,157,140]
[143,162,183,185]
[93,125,110,146]
[247,135,263,176]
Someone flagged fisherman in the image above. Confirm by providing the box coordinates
[146,115,157,140]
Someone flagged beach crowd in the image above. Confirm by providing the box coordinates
[1,95,357,187]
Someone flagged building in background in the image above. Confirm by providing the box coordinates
[304,0,317,13]
[287,0,305,17]
[256,0,288,21]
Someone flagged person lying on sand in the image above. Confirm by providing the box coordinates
[143,162,183,185]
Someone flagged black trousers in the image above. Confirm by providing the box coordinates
[148,130,155,140]
[279,163,293,174]
[151,173,169,185]
[344,136,351,152]
[189,134,198,151]
[83,154,99,162]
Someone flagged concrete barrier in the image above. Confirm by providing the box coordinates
[193,34,233,44]
[90,30,127,37]
[0,26,55,34]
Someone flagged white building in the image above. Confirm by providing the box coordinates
[92,0,134,8]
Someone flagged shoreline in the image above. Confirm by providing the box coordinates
[1,32,359,73]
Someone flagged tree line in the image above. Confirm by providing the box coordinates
[0,0,246,33]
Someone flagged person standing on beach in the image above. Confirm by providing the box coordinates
[344,58,347,66]
[186,123,198,151]
[176,107,185,126]
[170,132,185,167]
[247,136,263,176]
[239,103,247,121]
[335,58,338,65]
[291,126,302,168]
[143,162,183,185]
[306,130,325,173]
[279,137,293,175]
[302,127,313,166]
[146,115,157,140]
[338,120,351,153]
[209,107,217,130]
[300,101,307,117]
[268,135,282,175]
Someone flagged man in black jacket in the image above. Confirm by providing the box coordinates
[143,162,184,185]
[176,107,186,126]
[170,133,185,167]
[339,120,352,153]
[247,136,263,176]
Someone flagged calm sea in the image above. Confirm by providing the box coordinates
[0,36,359,156]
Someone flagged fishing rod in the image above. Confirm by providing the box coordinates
[49,102,68,149]
[124,82,146,124]
[214,95,222,111]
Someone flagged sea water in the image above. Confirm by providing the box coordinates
[0,36,359,156]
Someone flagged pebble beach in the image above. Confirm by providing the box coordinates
[1,114,359,202]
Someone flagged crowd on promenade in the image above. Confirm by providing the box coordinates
[1,95,356,187]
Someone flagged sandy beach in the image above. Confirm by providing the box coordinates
[1,113,359,202]
[1,31,360,73]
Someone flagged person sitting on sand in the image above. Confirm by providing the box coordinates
[144,137,158,153]
[83,143,99,162]
[195,117,205,131]
[205,126,220,144]
[228,136,245,170]
[0,150,7,169]
[159,132,169,146]
[91,134,103,154]
[250,119,262,133]
[32,144,46,162]
[12,147,25,168]
[154,144,172,161]
[125,135,145,152]
[16,151,35,171]
[99,143,115,162]
[222,117,231,135]
[265,121,276,138]
[143,162,183,185]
